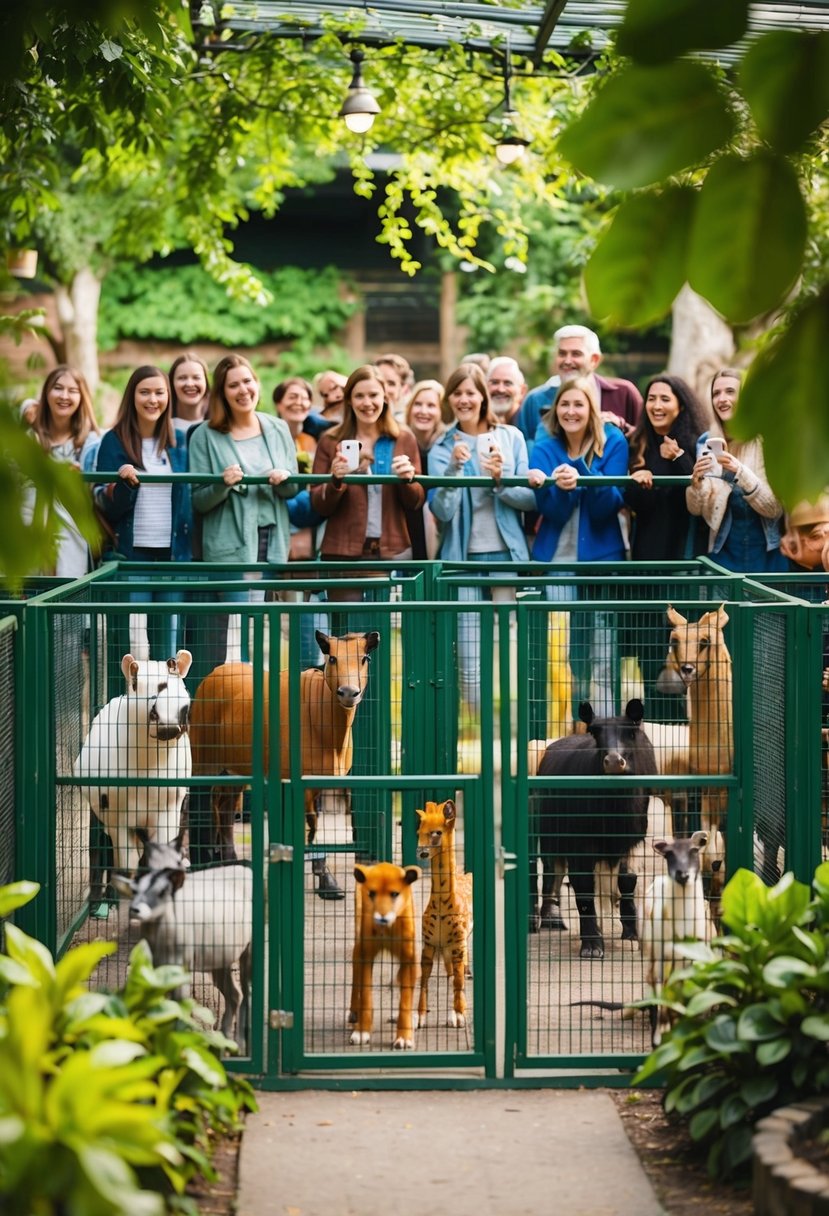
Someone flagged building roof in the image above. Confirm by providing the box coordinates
[192,0,829,69]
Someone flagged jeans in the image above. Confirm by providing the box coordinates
[545,581,616,720]
[456,551,515,713]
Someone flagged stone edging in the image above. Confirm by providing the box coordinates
[753,1098,829,1214]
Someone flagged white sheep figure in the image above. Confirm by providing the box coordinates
[75,650,193,885]
[114,836,252,1052]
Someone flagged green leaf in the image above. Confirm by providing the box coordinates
[584,186,695,326]
[756,1037,791,1066]
[55,941,117,996]
[617,0,749,65]
[181,1043,228,1088]
[705,1015,746,1053]
[763,956,816,988]
[733,290,829,505]
[737,1004,784,1041]
[720,1092,748,1129]
[740,1073,779,1106]
[801,1015,829,1041]
[0,881,39,918]
[720,868,766,932]
[689,1106,720,1141]
[688,151,807,323]
[719,1124,754,1176]
[686,989,737,1017]
[557,61,735,190]
[740,30,829,154]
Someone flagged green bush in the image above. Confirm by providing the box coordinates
[98,262,356,351]
[635,864,829,1180]
[0,881,256,1215]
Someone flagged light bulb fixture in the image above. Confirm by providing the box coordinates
[494,47,530,165]
[338,48,381,134]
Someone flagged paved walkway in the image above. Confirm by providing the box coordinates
[237,1089,665,1216]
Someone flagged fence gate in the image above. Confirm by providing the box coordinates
[7,561,824,1087]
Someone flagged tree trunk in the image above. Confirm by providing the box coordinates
[54,267,102,394]
[668,284,735,405]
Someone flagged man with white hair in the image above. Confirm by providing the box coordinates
[486,356,526,424]
[517,324,643,453]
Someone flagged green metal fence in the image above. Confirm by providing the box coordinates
[3,559,823,1087]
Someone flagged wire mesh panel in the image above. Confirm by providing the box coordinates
[0,618,16,891]
[751,612,788,884]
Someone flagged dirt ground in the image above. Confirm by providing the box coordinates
[610,1089,753,1216]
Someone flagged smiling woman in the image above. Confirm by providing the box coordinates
[95,364,194,659]
[310,364,424,602]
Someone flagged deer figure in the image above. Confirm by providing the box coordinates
[415,799,474,1029]
[664,605,732,897]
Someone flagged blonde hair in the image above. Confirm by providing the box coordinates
[405,379,446,445]
[543,376,605,458]
[34,365,99,452]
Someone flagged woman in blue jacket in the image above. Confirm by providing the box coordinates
[528,376,629,719]
[96,365,192,661]
[428,362,536,712]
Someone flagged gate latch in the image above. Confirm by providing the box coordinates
[269,1010,294,1029]
[269,844,294,863]
[497,847,517,878]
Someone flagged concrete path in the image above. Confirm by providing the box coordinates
[238,1089,665,1216]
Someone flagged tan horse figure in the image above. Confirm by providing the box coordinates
[664,605,732,898]
[188,630,380,874]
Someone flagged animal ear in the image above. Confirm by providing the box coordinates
[354,864,368,884]
[442,799,457,823]
[363,631,380,653]
[714,603,729,628]
[169,868,186,892]
[121,654,139,684]
[404,865,421,885]
[652,840,669,857]
[666,605,685,627]
[415,808,425,822]
[316,631,331,655]
[173,650,193,678]
[578,702,594,726]
[111,872,136,898]
[691,830,709,850]
[624,699,645,724]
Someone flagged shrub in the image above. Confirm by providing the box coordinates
[0,880,256,1215]
[634,864,829,1180]
[98,262,356,351]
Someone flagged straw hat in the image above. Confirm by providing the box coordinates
[787,496,829,529]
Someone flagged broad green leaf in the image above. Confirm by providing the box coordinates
[689,1106,720,1141]
[686,989,736,1017]
[719,1124,754,1175]
[617,0,749,65]
[737,1004,784,1041]
[733,290,829,505]
[557,61,735,190]
[3,923,56,984]
[0,881,39,918]
[740,30,829,154]
[801,1015,829,1041]
[720,868,766,932]
[181,1043,228,1087]
[740,1073,780,1106]
[705,1015,746,1053]
[720,1093,748,1129]
[89,1040,148,1068]
[584,186,695,326]
[688,152,807,323]
[756,1037,791,1066]
[55,940,117,996]
[763,956,816,988]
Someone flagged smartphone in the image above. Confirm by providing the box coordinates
[340,440,361,472]
[707,437,726,456]
[477,433,495,460]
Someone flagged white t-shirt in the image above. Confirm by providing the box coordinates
[133,439,172,549]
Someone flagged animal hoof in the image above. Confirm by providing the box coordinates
[540,911,567,931]
[621,926,638,942]
[448,1012,465,1028]
[350,1030,370,1045]
[314,865,345,900]
[580,944,605,960]
[393,1036,414,1050]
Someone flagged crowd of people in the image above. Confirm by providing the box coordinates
[21,327,816,694]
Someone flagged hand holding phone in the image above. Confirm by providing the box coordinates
[707,437,726,457]
[339,440,361,472]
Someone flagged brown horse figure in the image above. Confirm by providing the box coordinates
[188,630,380,866]
[664,605,732,899]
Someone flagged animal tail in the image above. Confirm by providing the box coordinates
[569,1000,626,1011]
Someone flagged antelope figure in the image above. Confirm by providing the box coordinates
[416,799,474,1028]
[664,605,732,890]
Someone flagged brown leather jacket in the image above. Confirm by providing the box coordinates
[310,428,425,559]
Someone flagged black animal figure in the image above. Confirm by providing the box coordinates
[532,699,657,959]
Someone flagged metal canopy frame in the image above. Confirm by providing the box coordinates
[193,0,829,69]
